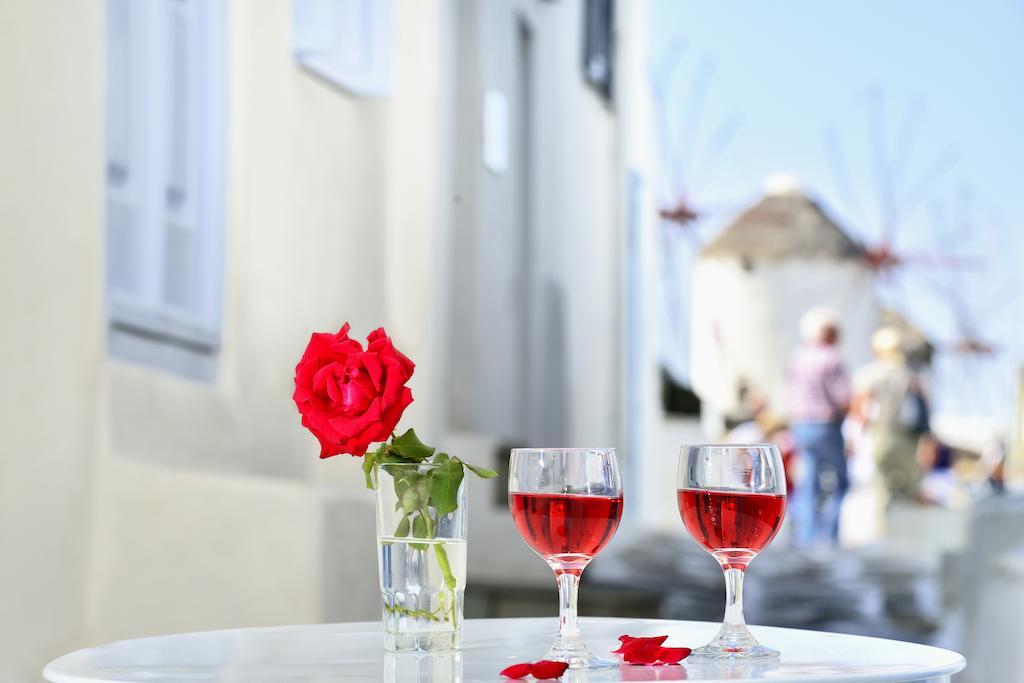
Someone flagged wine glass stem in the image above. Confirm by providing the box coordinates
[723,567,746,627]
[556,571,581,639]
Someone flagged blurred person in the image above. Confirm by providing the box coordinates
[982,434,1008,495]
[785,307,851,546]
[726,391,797,494]
[726,386,768,443]
[916,432,959,506]
[839,412,884,546]
[851,327,928,506]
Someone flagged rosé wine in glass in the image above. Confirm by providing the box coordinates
[678,490,785,570]
[510,492,623,570]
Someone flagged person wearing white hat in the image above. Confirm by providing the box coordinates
[852,327,928,504]
[786,307,852,546]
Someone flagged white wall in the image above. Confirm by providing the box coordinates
[446,0,622,448]
[441,0,639,579]
[528,0,621,450]
[0,2,105,679]
[691,257,878,428]
[0,0,452,675]
[614,0,678,528]
[1,1,645,676]
[88,0,451,644]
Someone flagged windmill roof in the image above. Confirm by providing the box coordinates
[700,187,864,262]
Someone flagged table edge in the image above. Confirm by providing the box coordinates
[41,617,967,683]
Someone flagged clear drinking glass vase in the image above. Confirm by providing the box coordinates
[374,462,467,652]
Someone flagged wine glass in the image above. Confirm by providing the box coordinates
[677,444,787,658]
[509,448,623,669]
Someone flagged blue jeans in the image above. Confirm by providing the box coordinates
[790,421,848,545]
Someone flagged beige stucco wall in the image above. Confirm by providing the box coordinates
[88,0,449,644]
[1,0,642,677]
[0,1,105,679]
[0,0,450,676]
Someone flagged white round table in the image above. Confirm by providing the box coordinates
[43,617,965,682]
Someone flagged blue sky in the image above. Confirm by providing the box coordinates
[649,0,1024,422]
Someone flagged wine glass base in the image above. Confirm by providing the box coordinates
[693,624,780,659]
[546,639,619,670]
[555,655,620,670]
[693,643,780,659]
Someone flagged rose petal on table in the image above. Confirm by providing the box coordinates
[613,634,640,653]
[499,662,534,679]
[624,649,660,664]
[615,634,668,655]
[623,642,665,664]
[530,660,570,679]
[656,647,692,664]
[620,635,670,664]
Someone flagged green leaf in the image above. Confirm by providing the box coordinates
[390,429,436,462]
[419,504,435,536]
[401,486,420,515]
[410,513,429,550]
[362,450,377,490]
[378,451,407,467]
[461,459,498,479]
[415,478,431,506]
[412,514,429,539]
[429,455,465,517]
[394,477,410,500]
[394,516,410,538]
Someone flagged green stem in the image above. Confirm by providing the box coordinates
[421,507,458,593]
[434,543,457,591]
[384,603,449,623]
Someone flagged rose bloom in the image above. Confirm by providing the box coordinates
[293,323,414,457]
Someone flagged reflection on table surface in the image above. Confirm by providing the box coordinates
[43,617,964,683]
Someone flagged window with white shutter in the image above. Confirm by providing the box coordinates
[292,0,392,97]
[104,0,227,381]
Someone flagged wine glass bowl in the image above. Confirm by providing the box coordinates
[509,448,623,669]
[677,444,787,658]
[508,491,622,573]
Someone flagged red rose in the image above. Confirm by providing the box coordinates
[293,323,415,458]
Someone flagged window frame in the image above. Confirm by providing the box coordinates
[104,0,228,380]
[291,0,393,97]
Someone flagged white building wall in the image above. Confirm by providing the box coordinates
[88,0,450,644]
[691,257,878,430]
[0,2,105,679]
[443,0,638,584]
[445,0,622,450]
[615,0,674,529]
[1,0,451,674]
[528,1,621,450]
[1,0,645,676]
